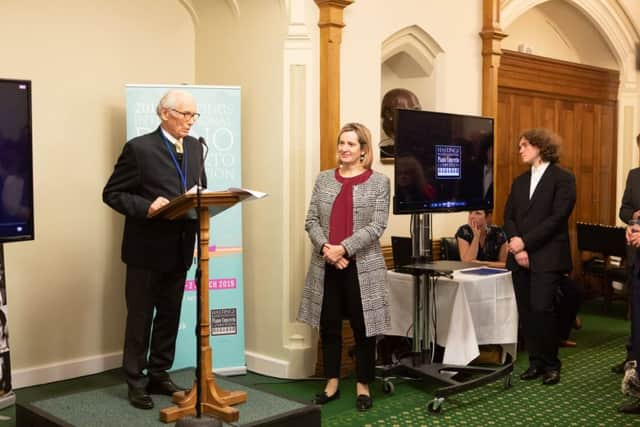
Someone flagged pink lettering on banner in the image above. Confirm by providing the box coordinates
[210,278,237,290]
[185,280,197,291]
[184,278,236,291]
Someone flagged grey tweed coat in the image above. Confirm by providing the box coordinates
[297,169,391,337]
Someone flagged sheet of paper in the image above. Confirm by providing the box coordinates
[227,187,268,199]
[186,185,205,194]
[185,186,267,200]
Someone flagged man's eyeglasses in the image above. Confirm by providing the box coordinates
[171,108,201,121]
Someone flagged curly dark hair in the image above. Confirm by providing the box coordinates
[519,128,561,164]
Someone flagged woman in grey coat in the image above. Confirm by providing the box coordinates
[297,122,390,411]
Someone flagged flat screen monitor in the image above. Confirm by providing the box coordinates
[394,109,494,215]
[0,79,34,242]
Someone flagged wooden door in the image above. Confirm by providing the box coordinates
[496,51,619,278]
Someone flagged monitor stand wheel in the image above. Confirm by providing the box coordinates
[427,397,444,414]
[381,379,395,395]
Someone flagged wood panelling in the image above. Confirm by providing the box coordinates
[496,50,619,280]
[480,0,506,200]
[382,245,393,270]
[315,0,354,170]
[499,50,619,102]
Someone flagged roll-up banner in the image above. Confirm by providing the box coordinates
[125,84,245,374]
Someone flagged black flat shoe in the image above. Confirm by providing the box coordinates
[619,399,640,414]
[312,389,340,404]
[542,370,560,385]
[128,386,154,410]
[356,394,372,411]
[519,367,544,380]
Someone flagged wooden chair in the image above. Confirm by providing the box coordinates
[440,237,461,261]
[576,222,629,315]
[576,222,607,282]
[600,225,630,316]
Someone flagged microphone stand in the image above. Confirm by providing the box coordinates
[177,138,220,427]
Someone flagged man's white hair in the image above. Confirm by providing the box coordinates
[156,90,195,117]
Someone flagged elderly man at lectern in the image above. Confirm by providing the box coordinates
[103,90,207,410]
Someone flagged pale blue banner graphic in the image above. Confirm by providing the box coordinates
[125,84,244,373]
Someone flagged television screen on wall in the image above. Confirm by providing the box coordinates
[0,79,34,242]
[393,109,494,215]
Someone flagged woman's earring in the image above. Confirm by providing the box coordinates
[360,153,365,162]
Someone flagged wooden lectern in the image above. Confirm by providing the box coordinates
[151,191,250,423]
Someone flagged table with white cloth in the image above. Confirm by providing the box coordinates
[387,268,518,366]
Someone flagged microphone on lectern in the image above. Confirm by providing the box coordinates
[197,137,208,188]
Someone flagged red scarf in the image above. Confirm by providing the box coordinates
[329,168,373,245]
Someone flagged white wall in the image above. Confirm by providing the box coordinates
[0,0,195,386]
[191,0,294,374]
[341,0,484,242]
[503,1,617,69]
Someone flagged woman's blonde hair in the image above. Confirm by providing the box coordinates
[336,122,373,169]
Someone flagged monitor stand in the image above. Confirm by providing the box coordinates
[410,213,432,265]
[378,213,513,414]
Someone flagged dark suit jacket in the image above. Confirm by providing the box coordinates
[503,163,576,273]
[620,167,640,265]
[103,127,206,272]
[620,167,640,224]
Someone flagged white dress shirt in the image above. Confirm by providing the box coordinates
[529,161,549,199]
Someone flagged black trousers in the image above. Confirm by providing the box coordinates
[122,266,186,388]
[625,263,635,360]
[512,269,563,372]
[320,262,376,384]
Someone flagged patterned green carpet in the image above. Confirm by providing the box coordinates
[3,299,638,426]
[239,299,640,426]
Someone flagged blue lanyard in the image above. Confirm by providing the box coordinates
[161,134,188,192]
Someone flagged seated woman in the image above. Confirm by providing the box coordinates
[455,209,507,267]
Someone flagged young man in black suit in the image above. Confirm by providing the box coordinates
[103,90,206,409]
[504,128,576,386]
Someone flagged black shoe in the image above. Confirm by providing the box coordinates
[128,386,154,409]
[519,367,544,380]
[612,360,627,374]
[312,389,340,405]
[619,399,640,414]
[147,378,185,396]
[542,370,560,385]
[356,394,372,411]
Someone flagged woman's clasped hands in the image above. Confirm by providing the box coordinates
[323,243,349,269]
